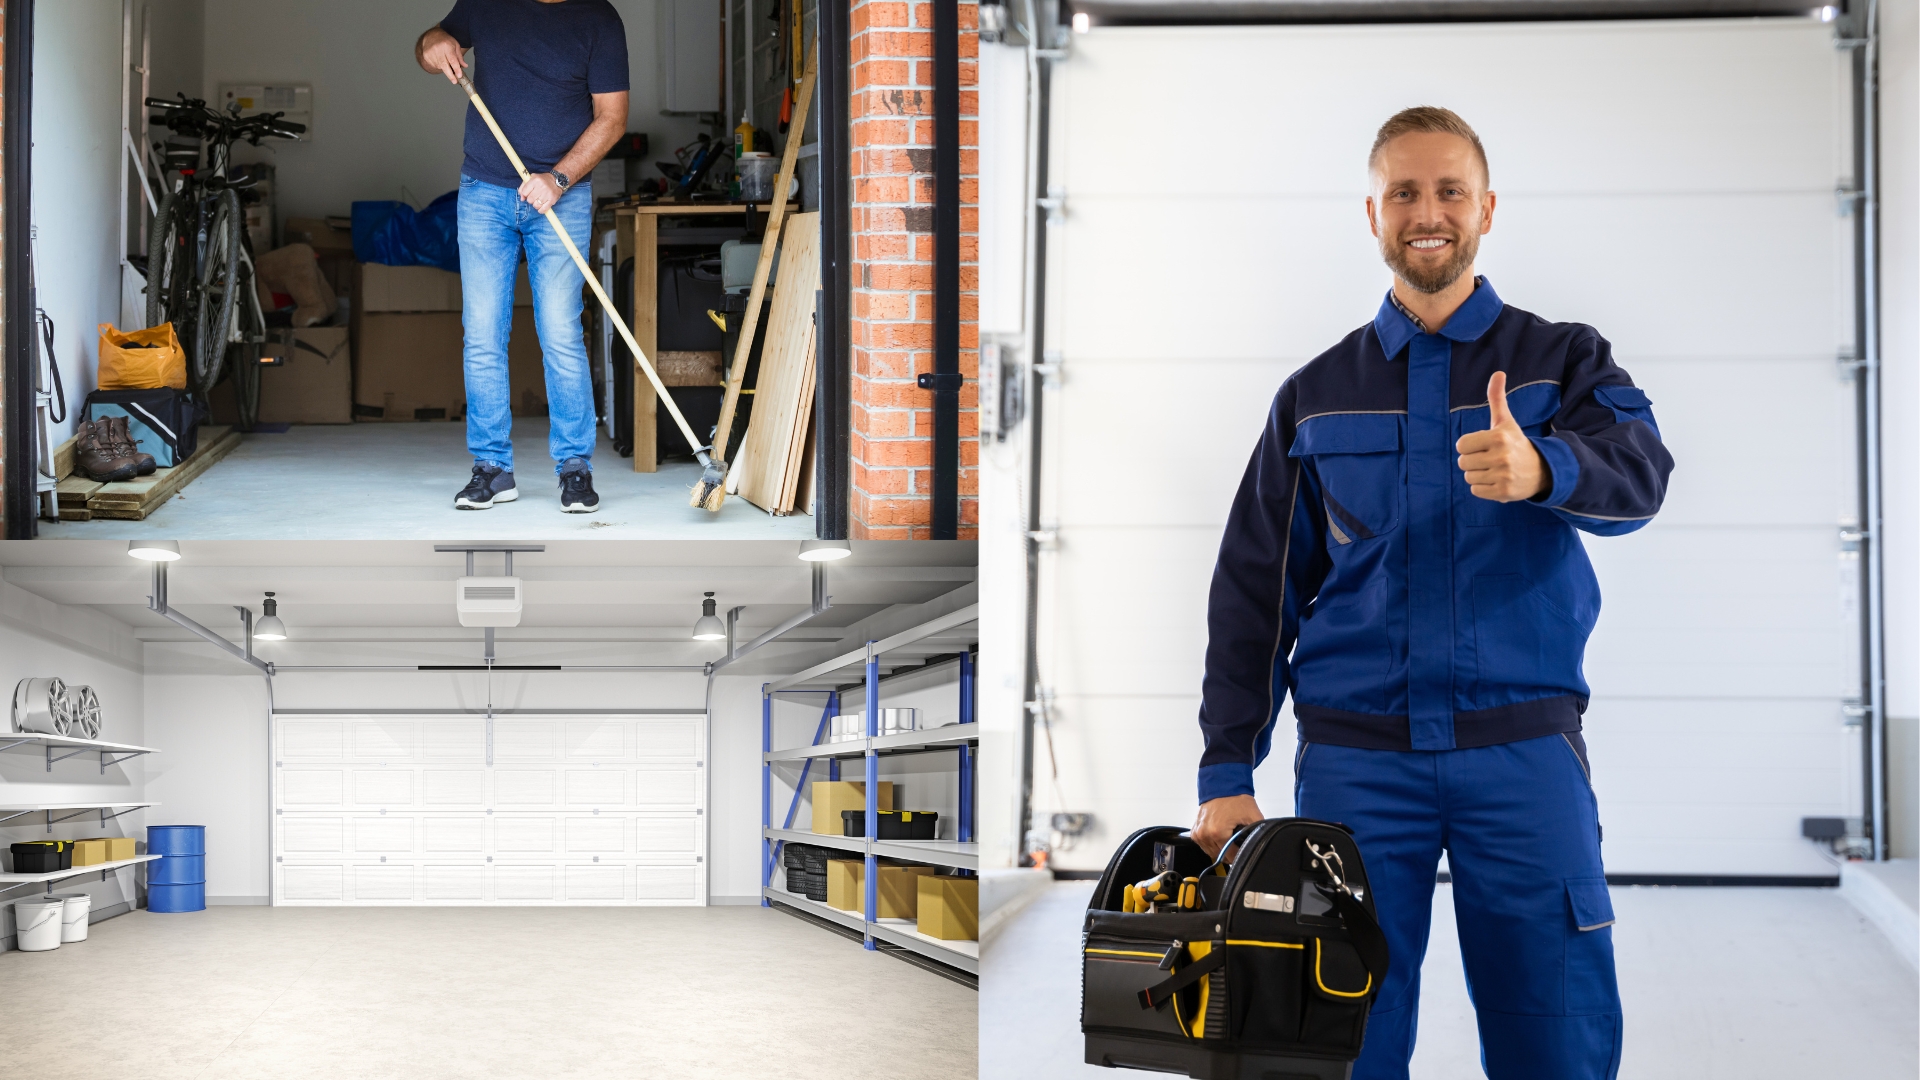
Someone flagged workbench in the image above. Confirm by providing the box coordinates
[611,203,771,472]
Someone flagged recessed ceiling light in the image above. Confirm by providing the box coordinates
[127,540,181,562]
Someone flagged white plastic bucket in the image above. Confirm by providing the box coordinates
[13,898,64,951]
[50,891,91,942]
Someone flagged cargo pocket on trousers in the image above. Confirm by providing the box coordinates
[1299,938,1371,1052]
[1565,878,1621,1014]
[1226,939,1306,1045]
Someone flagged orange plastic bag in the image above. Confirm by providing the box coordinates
[97,322,187,390]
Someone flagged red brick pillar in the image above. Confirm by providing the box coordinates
[847,0,978,539]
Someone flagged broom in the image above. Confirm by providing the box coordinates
[453,73,725,499]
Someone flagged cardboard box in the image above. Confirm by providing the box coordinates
[209,327,352,425]
[284,216,354,256]
[356,261,533,314]
[825,859,936,918]
[103,837,135,861]
[811,780,894,835]
[72,839,109,867]
[351,313,547,421]
[917,875,979,941]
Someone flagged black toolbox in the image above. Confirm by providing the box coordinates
[841,809,938,840]
[10,841,73,873]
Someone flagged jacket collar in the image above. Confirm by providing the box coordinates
[1373,275,1502,360]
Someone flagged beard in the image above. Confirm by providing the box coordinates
[1381,225,1480,294]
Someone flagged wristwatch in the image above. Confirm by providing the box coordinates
[552,171,572,191]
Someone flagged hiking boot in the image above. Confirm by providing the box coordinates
[455,463,517,509]
[107,415,157,476]
[73,420,138,482]
[558,460,599,513]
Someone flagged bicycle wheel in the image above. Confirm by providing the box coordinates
[145,186,193,332]
[191,190,242,397]
[226,256,263,431]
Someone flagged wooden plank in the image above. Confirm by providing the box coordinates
[775,333,817,513]
[712,42,819,475]
[86,427,242,520]
[632,212,659,473]
[57,475,102,506]
[736,212,822,512]
[52,435,76,480]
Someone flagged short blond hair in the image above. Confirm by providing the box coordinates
[1369,106,1489,185]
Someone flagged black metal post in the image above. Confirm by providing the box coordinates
[929,0,961,538]
[3,0,36,538]
[817,0,851,539]
[1017,45,1056,868]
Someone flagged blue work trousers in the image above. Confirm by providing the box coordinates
[456,174,596,474]
[1295,734,1622,1079]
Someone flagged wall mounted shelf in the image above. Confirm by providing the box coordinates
[0,733,160,774]
[0,803,156,832]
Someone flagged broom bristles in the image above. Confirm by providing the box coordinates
[689,462,729,511]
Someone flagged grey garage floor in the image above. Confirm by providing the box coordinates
[36,421,814,541]
[2,904,975,1080]
[984,881,1918,1080]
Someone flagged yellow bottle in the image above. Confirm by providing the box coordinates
[734,114,754,157]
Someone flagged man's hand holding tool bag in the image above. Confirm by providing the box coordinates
[1082,819,1390,1080]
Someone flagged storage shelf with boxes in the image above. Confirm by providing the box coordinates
[758,609,980,977]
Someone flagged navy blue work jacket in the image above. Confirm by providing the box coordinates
[1197,278,1674,803]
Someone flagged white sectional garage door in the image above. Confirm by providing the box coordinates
[272,714,706,905]
[1033,18,1857,876]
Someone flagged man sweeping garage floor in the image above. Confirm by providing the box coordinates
[416,0,629,513]
[1190,107,1674,1079]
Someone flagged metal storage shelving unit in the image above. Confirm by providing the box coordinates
[759,604,979,975]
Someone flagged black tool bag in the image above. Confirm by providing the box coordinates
[1081,818,1389,1080]
[84,388,204,467]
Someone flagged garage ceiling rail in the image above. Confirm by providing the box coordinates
[1065,0,1833,24]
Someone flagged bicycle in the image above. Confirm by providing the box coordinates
[143,94,304,431]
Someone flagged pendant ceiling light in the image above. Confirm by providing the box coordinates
[691,592,727,641]
[127,540,182,562]
[798,539,852,562]
[253,592,288,641]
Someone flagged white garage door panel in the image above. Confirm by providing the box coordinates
[1039,21,1855,876]
[274,714,706,905]
[1056,24,1837,199]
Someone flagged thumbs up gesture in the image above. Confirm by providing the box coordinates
[1456,371,1550,503]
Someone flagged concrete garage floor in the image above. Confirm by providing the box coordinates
[984,881,1919,1080]
[3,904,975,1080]
[37,421,815,541]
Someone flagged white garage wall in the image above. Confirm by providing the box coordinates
[1022,19,1861,876]
[201,0,706,224]
[1880,0,1919,858]
[0,580,147,948]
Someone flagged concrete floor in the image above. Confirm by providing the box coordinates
[3,905,975,1080]
[983,881,1919,1080]
[38,422,815,540]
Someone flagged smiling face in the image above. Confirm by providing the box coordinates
[1366,131,1495,295]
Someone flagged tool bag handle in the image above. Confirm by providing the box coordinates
[1197,822,1259,879]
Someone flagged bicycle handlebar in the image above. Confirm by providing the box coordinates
[146,93,303,143]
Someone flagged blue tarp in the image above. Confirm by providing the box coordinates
[351,191,460,272]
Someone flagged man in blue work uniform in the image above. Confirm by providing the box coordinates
[1190,107,1673,1079]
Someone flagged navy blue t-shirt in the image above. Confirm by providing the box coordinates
[440,0,629,189]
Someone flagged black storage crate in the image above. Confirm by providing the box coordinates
[11,841,72,873]
[841,809,938,840]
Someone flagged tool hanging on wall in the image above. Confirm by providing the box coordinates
[450,74,723,491]
[691,39,819,512]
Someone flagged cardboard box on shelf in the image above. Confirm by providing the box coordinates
[811,780,894,835]
[352,313,547,421]
[825,859,936,917]
[208,327,352,425]
[916,875,979,941]
[355,261,533,314]
[72,839,109,867]
[103,838,135,861]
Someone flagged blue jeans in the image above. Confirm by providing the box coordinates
[1296,734,1622,1080]
[457,174,595,474]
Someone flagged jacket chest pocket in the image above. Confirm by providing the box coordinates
[1457,381,1562,527]
[1290,414,1404,546]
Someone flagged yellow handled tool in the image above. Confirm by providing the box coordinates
[453,73,724,493]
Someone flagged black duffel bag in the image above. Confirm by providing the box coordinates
[1081,818,1389,1080]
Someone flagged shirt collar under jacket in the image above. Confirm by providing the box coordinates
[1373,275,1502,360]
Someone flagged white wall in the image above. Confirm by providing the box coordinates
[201,0,705,224]
[1880,0,1918,857]
[0,579,147,948]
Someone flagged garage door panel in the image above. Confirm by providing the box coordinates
[494,816,557,852]
[635,816,699,856]
[1049,529,1221,699]
[280,721,343,761]
[281,769,344,808]
[424,768,486,807]
[423,815,487,854]
[350,816,415,854]
[350,769,414,808]
[564,864,626,900]
[350,864,415,901]
[564,816,627,852]
[351,721,418,762]
[564,721,627,760]
[424,722,486,762]
[564,769,626,807]
[281,816,343,855]
[494,769,558,807]
[494,864,558,901]
[494,721,559,761]
[425,863,486,901]
[634,717,702,759]
[633,766,699,808]
[281,865,343,902]
[1056,24,1838,200]
[634,866,699,902]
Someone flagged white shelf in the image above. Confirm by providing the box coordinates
[0,854,162,886]
[764,828,978,870]
[0,803,156,830]
[762,887,978,973]
[0,733,160,773]
[764,722,980,762]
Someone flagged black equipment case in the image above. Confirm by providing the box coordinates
[1081,819,1390,1080]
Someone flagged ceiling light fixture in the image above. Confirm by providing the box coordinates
[691,593,727,641]
[127,540,182,562]
[797,539,852,562]
[253,592,288,641]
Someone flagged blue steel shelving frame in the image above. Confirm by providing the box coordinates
[760,646,978,973]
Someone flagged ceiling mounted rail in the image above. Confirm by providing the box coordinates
[1064,0,1830,25]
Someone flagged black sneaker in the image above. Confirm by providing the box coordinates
[559,462,599,513]
[455,464,518,510]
